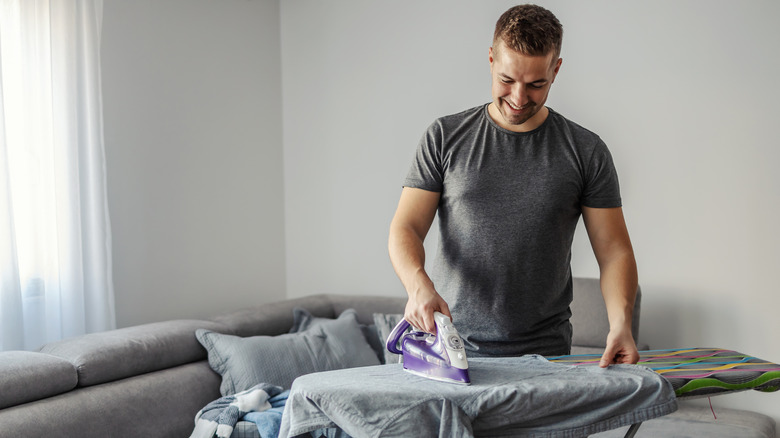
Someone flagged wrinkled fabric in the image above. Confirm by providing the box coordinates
[279,356,677,438]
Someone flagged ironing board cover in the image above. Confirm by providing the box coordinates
[549,348,780,398]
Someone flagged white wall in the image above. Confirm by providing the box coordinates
[281,0,780,430]
[101,0,286,327]
[280,1,495,298]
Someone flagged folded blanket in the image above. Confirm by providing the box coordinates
[190,383,284,438]
[242,390,289,438]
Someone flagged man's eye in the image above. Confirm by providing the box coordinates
[528,83,545,89]
[501,79,513,84]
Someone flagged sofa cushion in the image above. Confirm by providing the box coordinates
[0,360,221,438]
[210,295,336,338]
[327,294,406,326]
[196,309,380,395]
[39,319,230,387]
[0,351,78,409]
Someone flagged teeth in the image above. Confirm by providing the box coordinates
[507,101,522,110]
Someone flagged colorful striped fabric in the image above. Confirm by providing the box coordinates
[548,348,780,398]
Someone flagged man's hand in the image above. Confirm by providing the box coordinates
[404,286,450,334]
[599,326,639,367]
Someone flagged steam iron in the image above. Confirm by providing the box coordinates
[385,311,470,385]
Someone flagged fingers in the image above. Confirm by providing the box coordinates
[602,351,639,367]
[600,326,639,367]
[622,348,640,364]
[404,292,449,334]
[599,347,615,368]
[440,300,452,320]
[600,349,630,367]
[406,306,438,333]
[403,303,427,333]
[421,312,436,334]
[600,341,640,368]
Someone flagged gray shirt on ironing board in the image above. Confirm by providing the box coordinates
[279,356,678,438]
[404,104,622,357]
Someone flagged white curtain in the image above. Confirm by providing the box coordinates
[0,0,115,351]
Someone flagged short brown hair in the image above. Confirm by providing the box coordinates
[493,4,563,59]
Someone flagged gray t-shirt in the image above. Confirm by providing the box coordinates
[404,104,622,357]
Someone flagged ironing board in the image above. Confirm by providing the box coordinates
[548,348,780,437]
[280,348,780,438]
[548,348,780,398]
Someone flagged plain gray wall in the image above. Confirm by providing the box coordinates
[102,0,286,326]
[102,0,779,431]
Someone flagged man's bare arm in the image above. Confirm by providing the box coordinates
[388,187,447,333]
[582,206,639,367]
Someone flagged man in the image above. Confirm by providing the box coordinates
[388,4,639,368]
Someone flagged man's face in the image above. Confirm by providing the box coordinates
[489,42,562,131]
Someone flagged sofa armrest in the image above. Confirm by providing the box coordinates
[570,277,642,349]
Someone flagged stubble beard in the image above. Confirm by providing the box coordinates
[499,98,538,126]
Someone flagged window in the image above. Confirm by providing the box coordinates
[0,0,114,351]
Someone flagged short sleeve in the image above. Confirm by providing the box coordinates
[581,139,622,208]
[402,122,444,192]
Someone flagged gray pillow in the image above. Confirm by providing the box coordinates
[372,313,407,364]
[196,308,380,395]
[288,307,320,333]
[290,307,385,363]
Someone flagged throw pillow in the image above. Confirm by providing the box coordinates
[290,307,385,363]
[196,308,380,395]
[372,313,407,364]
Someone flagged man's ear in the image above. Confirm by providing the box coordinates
[551,57,563,81]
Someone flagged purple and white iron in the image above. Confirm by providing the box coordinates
[385,311,470,385]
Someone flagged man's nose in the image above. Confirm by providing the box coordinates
[511,84,529,106]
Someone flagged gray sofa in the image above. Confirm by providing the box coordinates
[0,278,774,438]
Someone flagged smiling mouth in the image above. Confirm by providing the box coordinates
[505,99,531,112]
